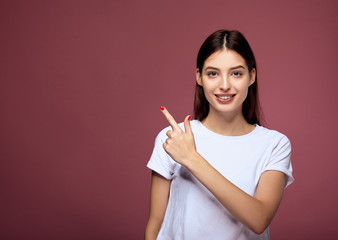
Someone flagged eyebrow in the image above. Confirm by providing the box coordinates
[229,65,246,70]
[204,65,246,71]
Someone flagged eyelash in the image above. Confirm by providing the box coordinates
[207,71,243,77]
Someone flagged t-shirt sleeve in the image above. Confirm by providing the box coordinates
[263,134,294,188]
[147,128,177,180]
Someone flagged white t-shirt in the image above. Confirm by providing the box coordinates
[147,120,294,240]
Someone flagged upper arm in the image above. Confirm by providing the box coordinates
[255,170,286,225]
[145,171,171,239]
[148,171,171,223]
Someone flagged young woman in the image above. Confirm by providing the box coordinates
[145,30,294,240]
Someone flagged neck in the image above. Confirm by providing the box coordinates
[201,109,255,136]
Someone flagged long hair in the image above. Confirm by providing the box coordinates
[194,30,263,125]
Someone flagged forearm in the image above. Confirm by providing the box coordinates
[185,153,281,234]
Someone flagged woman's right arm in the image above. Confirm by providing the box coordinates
[145,171,171,240]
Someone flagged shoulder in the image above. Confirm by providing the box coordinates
[256,125,290,141]
[254,125,291,152]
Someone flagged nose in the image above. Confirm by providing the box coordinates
[220,75,231,91]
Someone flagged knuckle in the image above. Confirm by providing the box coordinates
[163,142,168,150]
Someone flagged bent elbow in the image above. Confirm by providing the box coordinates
[250,219,270,235]
[252,226,267,235]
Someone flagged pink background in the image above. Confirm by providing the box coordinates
[1,0,337,239]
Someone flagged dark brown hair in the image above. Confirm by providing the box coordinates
[194,29,263,125]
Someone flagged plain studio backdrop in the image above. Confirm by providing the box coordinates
[1,0,337,239]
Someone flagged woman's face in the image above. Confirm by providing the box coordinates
[196,49,255,118]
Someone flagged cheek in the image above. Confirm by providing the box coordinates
[202,84,216,99]
[201,85,214,103]
[236,79,251,91]
[201,79,218,91]
[239,83,250,100]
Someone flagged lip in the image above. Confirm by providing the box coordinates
[215,94,236,103]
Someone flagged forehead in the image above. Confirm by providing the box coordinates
[203,49,247,69]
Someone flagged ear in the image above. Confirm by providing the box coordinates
[249,68,256,86]
[196,69,203,86]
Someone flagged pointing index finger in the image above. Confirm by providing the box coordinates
[160,106,181,132]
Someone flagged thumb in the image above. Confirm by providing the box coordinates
[184,115,192,134]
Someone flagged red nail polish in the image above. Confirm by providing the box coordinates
[160,106,165,111]
[188,115,191,120]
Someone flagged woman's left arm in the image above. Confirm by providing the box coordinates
[161,107,286,234]
[188,157,285,234]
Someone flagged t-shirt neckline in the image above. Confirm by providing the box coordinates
[194,120,260,140]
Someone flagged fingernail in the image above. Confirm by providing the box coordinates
[160,106,165,111]
[188,115,191,120]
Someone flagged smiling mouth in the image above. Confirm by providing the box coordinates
[215,94,235,100]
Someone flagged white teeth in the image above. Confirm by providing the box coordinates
[218,95,231,100]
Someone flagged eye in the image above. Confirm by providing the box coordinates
[207,71,218,77]
[232,71,242,77]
